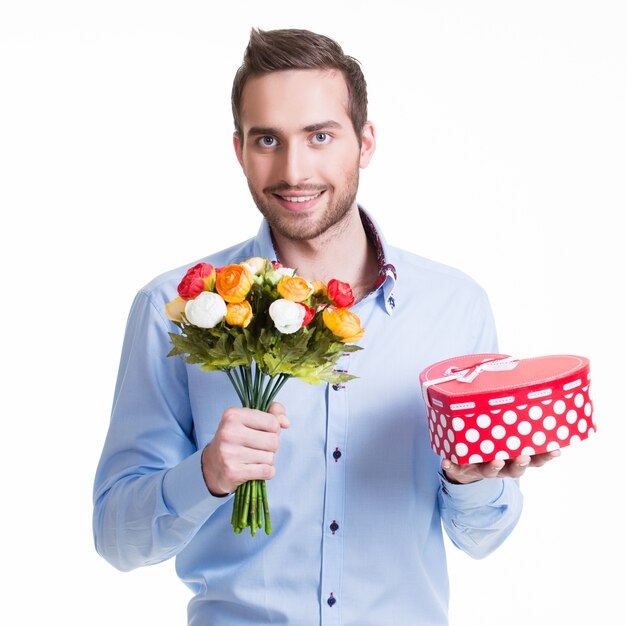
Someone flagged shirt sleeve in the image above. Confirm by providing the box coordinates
[92,290,230,572]
[438,474,523,559]
[437,284,523,559]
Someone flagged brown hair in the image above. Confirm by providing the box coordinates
[231,28,368,142]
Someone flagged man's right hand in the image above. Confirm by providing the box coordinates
[201,402,290,496]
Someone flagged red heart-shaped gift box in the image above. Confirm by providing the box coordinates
[419,354,596,464]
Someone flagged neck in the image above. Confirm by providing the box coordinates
[272,207,379,303]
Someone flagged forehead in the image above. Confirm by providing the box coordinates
[239,69,351,132]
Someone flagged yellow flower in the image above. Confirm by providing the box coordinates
[277,276,314,302]
[202,271,216,292]
[215,264,254,303]
[311,280,327,296]
[242,256,266,275]
[225,300,253,328]
[322,307,365,343]
[165,296,186,323]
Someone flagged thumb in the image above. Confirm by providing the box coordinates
[268,401,290,429]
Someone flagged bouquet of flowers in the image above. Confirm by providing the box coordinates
[165,257,365,536]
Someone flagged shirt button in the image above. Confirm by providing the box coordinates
[327,593,336,607]
[330,520,339,533]
[332,448,342,461]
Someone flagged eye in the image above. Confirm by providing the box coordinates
[257,136,278,147]
[311,132,331,145]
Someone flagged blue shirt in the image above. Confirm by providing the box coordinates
[93,208,523,626]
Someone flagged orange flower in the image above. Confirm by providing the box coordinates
[277,276,314,302]
[215,264,254,303]
[226,300,253,328]
[165,296,186,323]
[322,307,365,343]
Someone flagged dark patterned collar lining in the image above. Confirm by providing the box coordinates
[360,210,397,288]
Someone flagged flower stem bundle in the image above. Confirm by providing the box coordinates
[226,365,289,534]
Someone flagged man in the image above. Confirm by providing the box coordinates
[93,28,559,625]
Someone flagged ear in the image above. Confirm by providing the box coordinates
[358,121,376,169]
[233,131,245,170]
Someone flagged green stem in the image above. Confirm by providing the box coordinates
[239,365,252,406]
[237,366,249,407]
[265,374,290,409]
[250,480,258,536]
[259,374,279,411]
[231,484,240,528]
[257,481,263,529]
[232,483,244,534]
[226,369,247,407]
[262,481,271,534]
[253,365,264,408]
[240,480,251,529]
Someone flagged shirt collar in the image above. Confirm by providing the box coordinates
[359,206,397,315]
[251,205,398,315]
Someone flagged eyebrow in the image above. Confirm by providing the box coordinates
[247,120,343,138]
[304,120,343,133]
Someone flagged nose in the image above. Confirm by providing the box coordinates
[277,141,311,186]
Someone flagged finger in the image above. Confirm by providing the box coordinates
[441,460,482,484]
[231,445,277,466]
[223,407,282,433]
[529,449,561,467]
[234,462,277,483]
[239,429,281,453]
[500,455,531,478]
[473,459,506,480]
[219,416,281,453]
[485,460,506,476]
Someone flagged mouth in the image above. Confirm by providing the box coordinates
[271,189,326,211]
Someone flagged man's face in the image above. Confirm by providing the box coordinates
[234,69,375,242]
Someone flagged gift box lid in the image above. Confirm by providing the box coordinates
[420,353,590,414]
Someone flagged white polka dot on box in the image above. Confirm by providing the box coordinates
[419,354,596,465]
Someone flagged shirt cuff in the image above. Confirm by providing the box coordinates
[162,449,233,523]
[439,471,506,505]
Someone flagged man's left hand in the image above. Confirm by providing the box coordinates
[441,450,561,484]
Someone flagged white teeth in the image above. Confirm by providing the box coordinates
[280,193,321,203]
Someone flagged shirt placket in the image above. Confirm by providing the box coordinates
[320,350,351,625]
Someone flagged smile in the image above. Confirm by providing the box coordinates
[275,192,323,203]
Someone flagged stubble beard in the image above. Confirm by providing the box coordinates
[247,166,360,242]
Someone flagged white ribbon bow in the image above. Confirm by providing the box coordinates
[422,356,519,408]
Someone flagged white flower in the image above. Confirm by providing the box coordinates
[274,267,296,278]
[185,292,227,328]
[269,298,305,334]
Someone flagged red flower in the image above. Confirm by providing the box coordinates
[327,279,355,308]
[300,303,315,326]
[177,262,215,300]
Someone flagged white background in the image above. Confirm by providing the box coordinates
[1,1,624,624]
